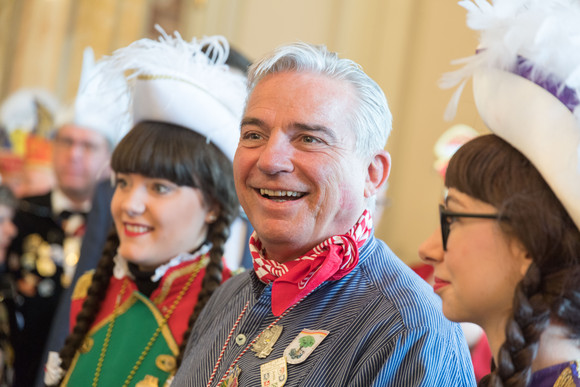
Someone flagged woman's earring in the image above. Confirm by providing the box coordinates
[207,213,217,223]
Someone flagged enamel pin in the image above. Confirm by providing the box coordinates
[283,329,329,364]
[219,365,241,387]
[251,325,283,358]
[260,357,287,387]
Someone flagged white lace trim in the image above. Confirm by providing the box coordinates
[113,243,212,282]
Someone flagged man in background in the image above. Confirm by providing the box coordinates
[6,48,129,387]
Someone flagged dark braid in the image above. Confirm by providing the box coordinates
[55,229,119,382]
[176,212,233,367]
[481,263,550,386]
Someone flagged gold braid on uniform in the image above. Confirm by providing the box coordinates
[56,228,119,382]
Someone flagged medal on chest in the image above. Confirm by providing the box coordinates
[251,325,283,358]
[260,357,287,387]
[283,329,329,364]
[219,365,241,387]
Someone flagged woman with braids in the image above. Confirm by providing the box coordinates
[44,30,247,386]
[420,0,580,386]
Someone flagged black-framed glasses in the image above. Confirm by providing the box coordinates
[439,204,506,251]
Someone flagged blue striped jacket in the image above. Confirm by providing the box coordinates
[172,236,476,386]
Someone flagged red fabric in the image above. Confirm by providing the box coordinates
[471,333,492,382]
[252,210,372,316]
[411,263,434,283]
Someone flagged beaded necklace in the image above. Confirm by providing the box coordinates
[92,258,205,387]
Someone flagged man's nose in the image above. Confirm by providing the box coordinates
[256,131,294,175]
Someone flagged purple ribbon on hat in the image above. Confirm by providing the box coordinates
[514,56,580,113]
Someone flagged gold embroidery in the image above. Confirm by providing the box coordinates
[135,375,159,387]
[152,255,209,304]
[553,361,579,387]
[80,337,94,353]
[72,271,94,300]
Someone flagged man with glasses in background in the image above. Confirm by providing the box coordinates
[5,48,128,387]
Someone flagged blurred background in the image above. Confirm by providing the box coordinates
[0,0,488,266]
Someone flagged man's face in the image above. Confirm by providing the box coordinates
[53,124,111,202]
[234,71,372,262]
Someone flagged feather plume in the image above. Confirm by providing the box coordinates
[101,25,246,121]
[441,0,580,122]
[95,26,247,161]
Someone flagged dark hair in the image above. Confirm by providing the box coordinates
[57,121,239,380]
[445,134,580,387]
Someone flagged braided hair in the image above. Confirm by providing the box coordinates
[54,121,238,384]
[58,228,118,372]
[446,134,580,387]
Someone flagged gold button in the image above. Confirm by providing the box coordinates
[155,354,176,372]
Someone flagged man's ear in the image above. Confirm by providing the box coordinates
[364,150,391,198]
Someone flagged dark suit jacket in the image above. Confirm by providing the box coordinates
[34,180,115,387]
[7,191,67,387]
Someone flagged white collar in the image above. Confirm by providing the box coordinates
[113,243,212,282]
[51,188,92,216]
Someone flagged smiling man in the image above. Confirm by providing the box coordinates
[173,43,476,386]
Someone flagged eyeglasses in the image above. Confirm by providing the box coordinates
[54,136,105,153]
[439,204,506,251]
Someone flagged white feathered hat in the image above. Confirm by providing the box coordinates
[59,47,132,147]
[0,88,59,135]
[441,0,580,230]
[101,27,247,161]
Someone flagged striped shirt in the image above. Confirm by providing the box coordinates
[172,236,476,386]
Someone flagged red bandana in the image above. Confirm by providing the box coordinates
[251,210,373,316]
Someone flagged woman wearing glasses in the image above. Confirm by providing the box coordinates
[419,1,580,386]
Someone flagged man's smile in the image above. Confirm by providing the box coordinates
[258,188,306,202]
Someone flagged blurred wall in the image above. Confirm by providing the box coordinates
[0,0,488,264]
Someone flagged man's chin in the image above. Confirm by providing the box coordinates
[60,184,93,201]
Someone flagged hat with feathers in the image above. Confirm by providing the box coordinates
[440,0,580,230]
[58,47,131,147]
[0,88,59,140]
[100,27,247,161]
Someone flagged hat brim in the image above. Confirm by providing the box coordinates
[473,67,580,230]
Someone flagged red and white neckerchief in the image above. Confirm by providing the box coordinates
[251,209,373,316]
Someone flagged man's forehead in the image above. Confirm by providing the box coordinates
[246,72,355,125]
[57,124,108,142]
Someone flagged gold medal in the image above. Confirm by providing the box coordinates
[23,233,42,252]
[37,254,56,277]
[260,357,287,387]
[251,325,283,358]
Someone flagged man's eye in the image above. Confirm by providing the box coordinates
[242,132,262,140]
